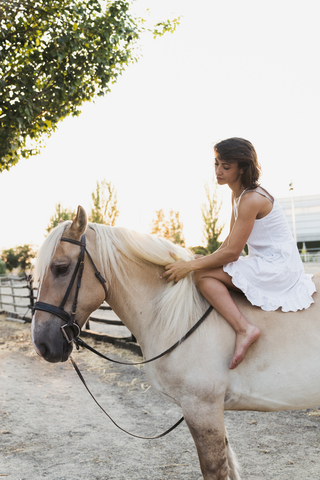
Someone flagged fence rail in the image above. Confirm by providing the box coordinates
[300,252,320,263]
[0,274,141,355]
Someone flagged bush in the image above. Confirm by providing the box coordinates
[0,259,6,275]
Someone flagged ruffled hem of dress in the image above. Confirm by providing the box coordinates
[223,264,316,312]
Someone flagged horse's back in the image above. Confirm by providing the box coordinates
[225,271,320,412]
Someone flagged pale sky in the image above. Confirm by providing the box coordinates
[1,0,319,251]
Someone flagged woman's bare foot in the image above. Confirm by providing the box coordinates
[229,325,261,369]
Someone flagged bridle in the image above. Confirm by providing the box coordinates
[33,232,212,363]
[32,232,214,440]
[33,234,108,343]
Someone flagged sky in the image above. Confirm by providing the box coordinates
[1,0,319,251]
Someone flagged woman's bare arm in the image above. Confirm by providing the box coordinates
[161,193,260,282]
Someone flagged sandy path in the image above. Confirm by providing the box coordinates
[1,315,320,480]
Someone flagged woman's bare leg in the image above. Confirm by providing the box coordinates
[194,268,261,369]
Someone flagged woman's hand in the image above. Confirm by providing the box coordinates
[160,251,193,283]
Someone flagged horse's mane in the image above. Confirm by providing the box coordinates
[91,223,209,339]
[35,221,209,339]
[35,221,73,282]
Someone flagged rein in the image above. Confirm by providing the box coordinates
[69,357,185,439]
[74,305,213,365]
[33,233,213,439]
[71,304,213,440]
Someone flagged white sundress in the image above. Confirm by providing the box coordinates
[223,187,316,312]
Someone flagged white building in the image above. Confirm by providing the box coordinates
[278,194,320,252]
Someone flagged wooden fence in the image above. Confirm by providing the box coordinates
[0,274,141,355]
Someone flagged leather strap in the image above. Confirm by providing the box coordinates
[32,302,71,323]
[33,234,108,342]
[75,305,214,366]
[61,236,108,300]
[70,356,185,439]
[69,305,213,439]
[33,232,214,440]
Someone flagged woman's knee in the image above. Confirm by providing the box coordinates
[194,268,239,294]
[193,269,205,288]
[194,272,220,295]
[193,267,222,286]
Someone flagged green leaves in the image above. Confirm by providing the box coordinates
[201,182,223,254]
[0,244,36,272]
[0,0,141,171]
[152,18,181,39]
[46,203,76,234]
[0,0,180,171]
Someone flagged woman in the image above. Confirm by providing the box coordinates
[161,137,316,369]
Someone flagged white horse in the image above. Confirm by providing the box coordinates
[32,206,320,480]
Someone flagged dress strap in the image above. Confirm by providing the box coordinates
[245,186,274,203]
[233,188,248,220]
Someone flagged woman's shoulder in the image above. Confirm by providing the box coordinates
[239,189,262,208]
[244,186,274,203]
[237,189,263,219]
[240,186,275,220]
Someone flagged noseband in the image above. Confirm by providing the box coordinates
[33,234,108,343]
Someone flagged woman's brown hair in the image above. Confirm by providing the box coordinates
[214,137,261,189]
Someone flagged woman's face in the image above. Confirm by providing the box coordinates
[214,153,243,187]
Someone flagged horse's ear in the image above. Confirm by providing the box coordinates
[64,206,87,240]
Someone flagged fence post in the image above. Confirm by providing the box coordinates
[0,277,3,310]
[27,275,35,311]
[10,278,17,313]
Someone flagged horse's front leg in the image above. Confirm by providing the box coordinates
[183,397,240,480]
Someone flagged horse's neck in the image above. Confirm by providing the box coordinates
[107,257,164,350]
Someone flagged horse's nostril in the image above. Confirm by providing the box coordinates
[35,338,72,363]
[38,343,49,359]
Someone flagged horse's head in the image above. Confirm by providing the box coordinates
[31,206,106,363]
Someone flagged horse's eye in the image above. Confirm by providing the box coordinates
[55,265,69,276]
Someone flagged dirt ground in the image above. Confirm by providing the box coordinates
[1,314,320,480]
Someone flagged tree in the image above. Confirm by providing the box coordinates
[193,181,223,255]
[167,210,185,247]
[0,244,35,271]
[46,203,76,233]
[0,0,180,171]
[202,182,223,253]
[88,179,119,225]
[151,209,185,246]
[150,209,166,237]
[1,248,19,272]
[15,244,36,271]
[0,259,7,275]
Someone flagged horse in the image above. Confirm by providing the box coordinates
[31,206,320,480]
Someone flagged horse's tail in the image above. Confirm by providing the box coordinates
[226,428,241,480]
